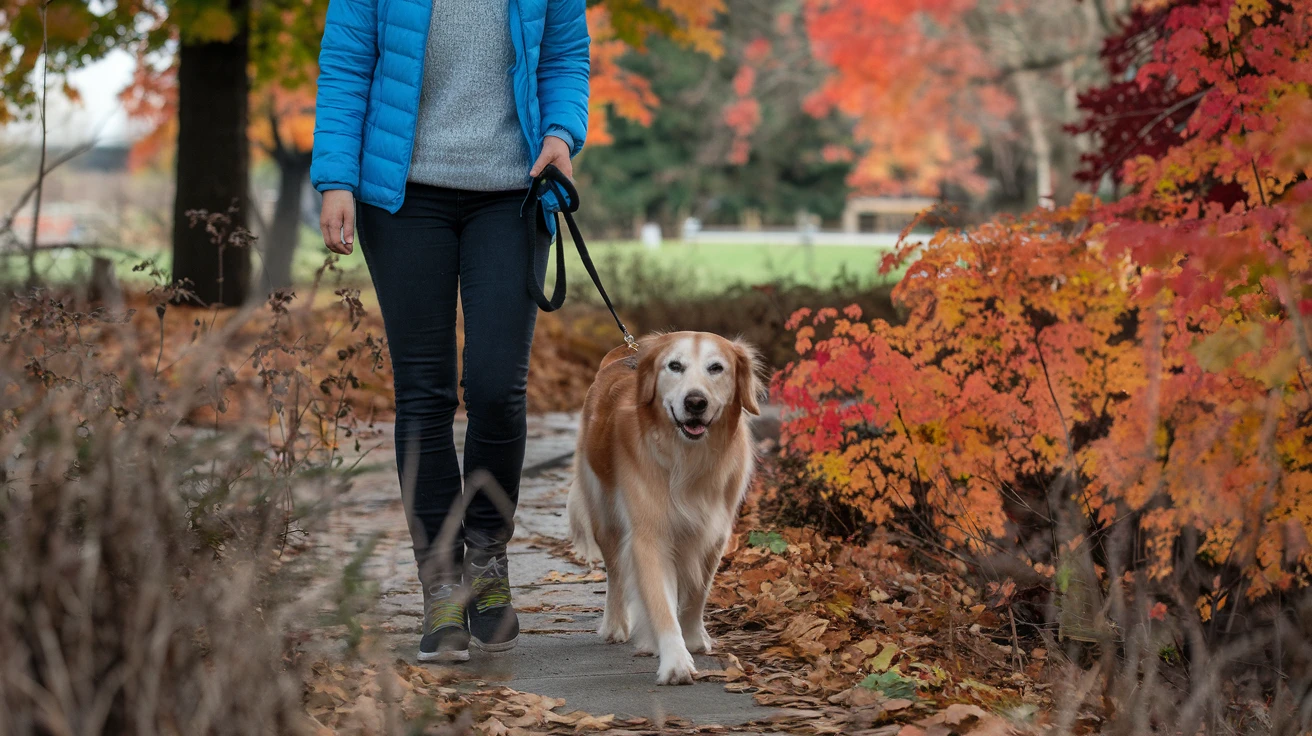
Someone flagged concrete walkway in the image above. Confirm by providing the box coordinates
[323,413,775,726]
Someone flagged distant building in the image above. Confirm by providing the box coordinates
[73,145,131,172]
[10,203,111,246]
[841,196,937,234]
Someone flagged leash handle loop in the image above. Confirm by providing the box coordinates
[525,165,638,351]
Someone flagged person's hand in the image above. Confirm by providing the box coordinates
[320,189,356,254]
[530,135,573,179]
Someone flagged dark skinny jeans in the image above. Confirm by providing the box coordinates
[358,183,547,587]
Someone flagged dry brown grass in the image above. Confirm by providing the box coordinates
[0,249,384,733]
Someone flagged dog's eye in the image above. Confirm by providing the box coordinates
[668,361,684,373]
[707,363,724,375]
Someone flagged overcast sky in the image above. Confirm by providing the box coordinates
[6,50,137,147]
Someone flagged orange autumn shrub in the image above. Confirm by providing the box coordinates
[774,204,1138,552]
[776,0,1312,610]
[776,195,1310,599]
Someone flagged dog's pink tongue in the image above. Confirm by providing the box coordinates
[683,423,707,436]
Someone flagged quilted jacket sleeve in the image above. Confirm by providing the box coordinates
[537,0,590,157]
[311,0,378,194]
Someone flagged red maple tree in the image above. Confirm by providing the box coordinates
[777,0,1312,619]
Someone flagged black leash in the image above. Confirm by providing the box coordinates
[523,164,638,352]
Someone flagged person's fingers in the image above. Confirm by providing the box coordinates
[322,208,349,254]
[529,148,552,177]
[342,207,355,253]
[557,154,574,180]
[321,221,339,253]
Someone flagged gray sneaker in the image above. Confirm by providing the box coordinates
[467,553,519,652]
[418,583,470,663]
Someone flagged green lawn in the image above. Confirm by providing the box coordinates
[576,241,897,290]
[291,229,900,294]
[10,226,901,297]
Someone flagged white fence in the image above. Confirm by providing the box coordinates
[680,228,904,248]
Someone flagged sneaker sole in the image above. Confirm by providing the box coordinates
[417,649,470,663]
[472,635,519,653]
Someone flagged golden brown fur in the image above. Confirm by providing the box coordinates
[568,332,762,685]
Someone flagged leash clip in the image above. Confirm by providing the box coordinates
[623,332,639,352]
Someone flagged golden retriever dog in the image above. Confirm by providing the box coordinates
[568,332,762,685]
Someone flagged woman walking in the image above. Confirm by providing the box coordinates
[311,0,589,663]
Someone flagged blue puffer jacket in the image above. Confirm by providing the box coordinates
[310,0,590,214]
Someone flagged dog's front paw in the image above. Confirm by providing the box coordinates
[684,625,714,654]
[599,611,630,644]
[656,648,697,686]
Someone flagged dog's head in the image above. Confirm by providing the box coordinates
[636,332,763,442]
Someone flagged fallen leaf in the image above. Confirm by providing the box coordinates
[769,708,827,719]
[859,669,917,699]
[502,713,539,729]
[297,713,335,736]
[856,726,905,736]
[959,679,998,694]
[942,703,988,725]
[305,689,338,711]
[870,643,899,671]
[538,569,606,584]
[855,638,882,656]
[755,693,828,707]
[507,691,566,710]
[780,614,829,644]
[573,713,616,731]
[849,686,884,708]
[543,710,579,725]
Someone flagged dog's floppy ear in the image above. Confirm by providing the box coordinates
[636,337,664,406]
[732,339,763,416]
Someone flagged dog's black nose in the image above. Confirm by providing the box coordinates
[684,393,708,415]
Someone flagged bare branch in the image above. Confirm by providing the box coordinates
[992,47,1101,79]
[0,141,97,237]
[26,0,52,289]
[0,242,145,259]
[1090,0,1118,35]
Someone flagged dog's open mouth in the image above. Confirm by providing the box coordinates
[678,419,709,440]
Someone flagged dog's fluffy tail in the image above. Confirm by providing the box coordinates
[567,461,604,564]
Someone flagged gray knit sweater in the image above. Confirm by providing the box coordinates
[407,0,531,191]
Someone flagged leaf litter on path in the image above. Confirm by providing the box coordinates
[693,517,1055,735]
[300,480,1049,735]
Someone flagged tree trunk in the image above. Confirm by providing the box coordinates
[170,0,251,307]
[260,151,312,295]
[1016,70,1055,210]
